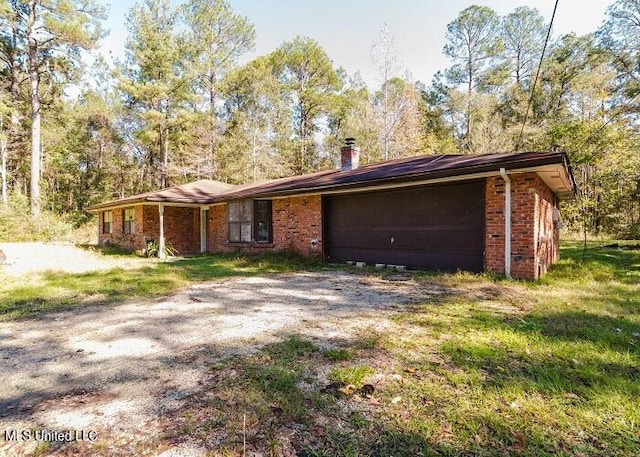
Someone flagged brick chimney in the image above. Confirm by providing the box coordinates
[341,137,360,171]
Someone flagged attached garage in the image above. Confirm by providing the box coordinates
[324,180,485,272]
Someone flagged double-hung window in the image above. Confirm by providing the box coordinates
[228,200,253,242]
[123,207,135,234]
[228,200,272,243]
[102,211,112,234]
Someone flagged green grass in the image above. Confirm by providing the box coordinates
[3,240,639,456]
[373,240,640,456]
[323,347,352,361]
[329,364,375,386]
[0,250,322,320]
[164,240,637,456]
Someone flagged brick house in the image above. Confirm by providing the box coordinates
[88,140,576,279]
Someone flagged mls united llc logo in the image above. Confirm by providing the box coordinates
[3,429,97,442]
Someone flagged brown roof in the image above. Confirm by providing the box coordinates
[87,152,577,212]
[210,151,577,202]
[86,179,235,211]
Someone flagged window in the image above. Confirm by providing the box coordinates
[123,207,135,234]
[254,200,272,243]
[102,211,112,234]
[228,200,272,243]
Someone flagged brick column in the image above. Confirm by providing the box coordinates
[485,173,548,279]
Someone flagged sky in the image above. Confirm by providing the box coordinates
[101,0,614,88]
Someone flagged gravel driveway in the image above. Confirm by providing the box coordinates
[0,267,434,456]
[0,242,151,276]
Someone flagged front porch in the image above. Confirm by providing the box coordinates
[97,203,209,257]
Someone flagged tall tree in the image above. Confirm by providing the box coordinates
[372,77,428,159]
[598,0,640,99]
[0,0,106,215]
[0,2,24,202]
[181,0,255,176]
[500,6,547,88]
[443,5,501,150]
[271,37,340,174]
[218,56,288,183]
[538,34,604,123]
[326,72,382,165]
[371,23,400,160]
[42,87,127,221]
[119,0,191,189]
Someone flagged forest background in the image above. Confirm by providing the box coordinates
[0,0,639,241]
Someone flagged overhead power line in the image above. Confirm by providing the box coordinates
[515,0,560,151]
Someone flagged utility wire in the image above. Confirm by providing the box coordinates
[515,0,560,151]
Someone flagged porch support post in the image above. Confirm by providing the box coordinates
[200,206,207,253]
[158,203,166,259]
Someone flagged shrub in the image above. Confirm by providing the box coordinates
[0,193,79,242]
[144,239,179,258]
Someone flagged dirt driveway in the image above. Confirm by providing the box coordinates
[0,263,437,456]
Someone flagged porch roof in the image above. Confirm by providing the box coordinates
[86,179,234,212]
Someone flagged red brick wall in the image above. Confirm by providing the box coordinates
[485,178,505,275]
[207,204,227,253]
[98,205,201,255]
[160,206,200,255]
[533,177,559,277]
[97,205,144,251]
[143,205,159,245]
[273,195,322,256]
[143,205,201,254]
[485,173,560,279]
[207,195,323,257]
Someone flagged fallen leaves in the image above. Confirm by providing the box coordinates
[339,384,357,395]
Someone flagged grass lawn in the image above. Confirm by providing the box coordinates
[2,242,639,456]
[0,250,323,321]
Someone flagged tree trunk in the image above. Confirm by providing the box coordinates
[28,2,41,216]
[252,126,257,182]
[1,133,7,206]
[5,22,21,207]
[383,81,389,161]
[299,101,306,174]
[160,125,168,188]
[465,67,472,152]
[209,75,217,179]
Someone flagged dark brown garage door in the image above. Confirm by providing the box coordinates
[324,180,485,272]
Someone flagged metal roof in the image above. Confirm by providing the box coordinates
[86,179,235,211]
[87,152,577,211]
[209,151,577,202]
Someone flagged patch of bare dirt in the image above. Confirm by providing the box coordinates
[0,271,440,456]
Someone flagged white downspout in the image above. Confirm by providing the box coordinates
[499,168,512,279]
[158,203,166,259]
